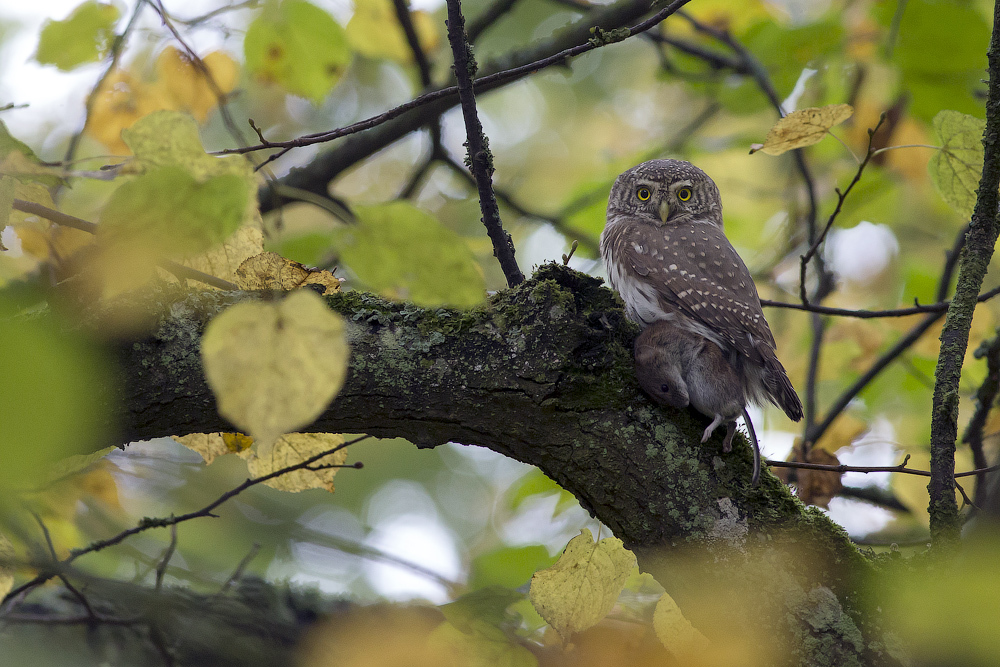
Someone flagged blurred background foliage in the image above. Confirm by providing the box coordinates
[2,0,1000,662]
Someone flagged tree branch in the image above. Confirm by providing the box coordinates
[254,0,689,213]
[445,0,524,287]
[18,263,900,663]
[928,0,1000,549]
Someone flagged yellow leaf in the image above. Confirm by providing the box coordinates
[174,432,247,464]
[201,289,350,447]
[652,592,710,658]
[156,47,240,123]
[528,528,636,642]
[246,433,347,492]
[346,0,439,64]
[85,69,175,154]
[750,104,854,156]
[0,532,15,600]
[236,251,341,294]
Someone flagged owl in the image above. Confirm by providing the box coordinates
[601,159,803,423]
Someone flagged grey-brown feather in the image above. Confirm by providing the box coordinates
[602,159,802,422]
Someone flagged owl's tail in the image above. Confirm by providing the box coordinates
[760,347,803,422]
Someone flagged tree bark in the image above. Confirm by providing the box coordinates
[99,263,897,665]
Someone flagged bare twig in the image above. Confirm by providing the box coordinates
[154,523,178,591]
[217,543,261,595]
[229,0,691,161]
[31,513,98,622]
[445,0,524,287]
[804,220,973,448]
[11,199,239,291]
[766,458,1000,479]
[961,333,1000,506]
[391,0,433,88]
[146,0,250,151]
[1,436,370,607]
[798,114,889,302]
[927,0,1000,549]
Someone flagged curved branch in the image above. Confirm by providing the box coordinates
[96,264,897,663]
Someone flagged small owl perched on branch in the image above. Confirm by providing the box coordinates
[601,159,802,424]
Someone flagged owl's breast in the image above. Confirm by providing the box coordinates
[601,222,669,326]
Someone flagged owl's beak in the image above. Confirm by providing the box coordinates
[658,200,670,223]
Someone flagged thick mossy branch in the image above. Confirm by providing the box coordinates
[110,264,892,664]
[116,265,779,547]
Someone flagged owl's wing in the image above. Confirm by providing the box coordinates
[621,222,777,360]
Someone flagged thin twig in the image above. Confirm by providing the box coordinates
[1,436,370,606]
[445,0,524,287]
[63,0,146,168]
[797,114,889,302]
[766,458,1000,479]
[438,153,599,254]
[961,333,1000,506]
[31,514,98,622]
[11,199,239,291]
[761,285,1000,318]
[217,543,261,595]
[222,0,692,159]
[146,0,250,151]
[154,523,178,591]
[804,221,973,447]
[391,0,433,88]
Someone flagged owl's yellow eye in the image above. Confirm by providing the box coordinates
[676,187,693,202]
[636,187,651,201]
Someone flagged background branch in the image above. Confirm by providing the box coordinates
[928,0,1000,549]
[445,0,523,287]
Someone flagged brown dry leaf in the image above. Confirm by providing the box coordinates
[750,104,854,156]
[173,432,252,464]
[245,432,347,492]
[236,251,341,295]
[775,440,844,508]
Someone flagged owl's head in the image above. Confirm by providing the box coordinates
[607,159,723,228]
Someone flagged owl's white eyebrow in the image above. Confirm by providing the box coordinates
[669,181,693,191]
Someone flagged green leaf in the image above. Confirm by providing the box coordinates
[35,1,120,71]
[100,166,250,256]
[334,202,486,307]
[0,305,116,489]
[928,110,985,219]
[244,0,351,103]
[470,545,556,591]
